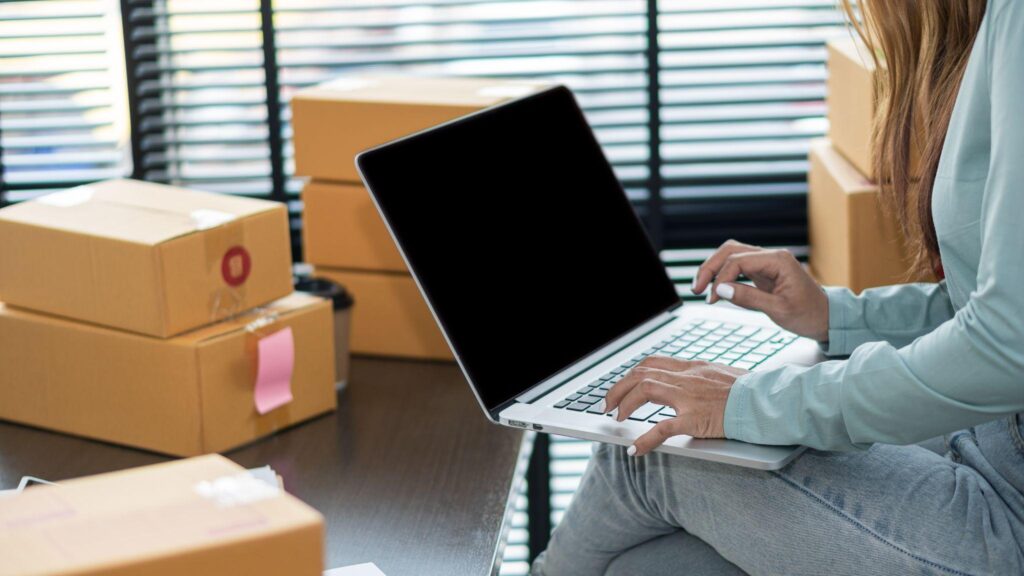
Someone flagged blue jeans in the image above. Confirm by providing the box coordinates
[532,415,1024,576]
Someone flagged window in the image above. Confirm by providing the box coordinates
[0,0,131,204]
[1,0,849,249]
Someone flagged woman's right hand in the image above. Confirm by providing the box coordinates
[692,240,830,343]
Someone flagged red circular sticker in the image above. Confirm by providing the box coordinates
[221,246,252,287]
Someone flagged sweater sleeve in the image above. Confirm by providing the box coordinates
[723,2,1024,450]
[821,283,955,357]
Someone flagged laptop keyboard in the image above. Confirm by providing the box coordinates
[553,320,798,423]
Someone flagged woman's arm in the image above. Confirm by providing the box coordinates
[725,2,1024,451]
[822,282,954,356]
[691,242,954,354]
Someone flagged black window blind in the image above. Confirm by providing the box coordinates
[1,0,849,250]
[0,0,132,204]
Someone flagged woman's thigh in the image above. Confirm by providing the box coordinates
[604,531,746,576]
[535,441,1024,576]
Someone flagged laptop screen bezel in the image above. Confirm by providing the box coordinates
[355,85,681,419]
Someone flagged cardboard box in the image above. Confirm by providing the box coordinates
[827,37,876,179]
[0,179,293,337]
[808,140,925,293]
[301,180,405,272]
[826,37,920,181]
[0,454,323,576]
[291,75,550,182]
[0,293,336,456]
[315,267,453,361]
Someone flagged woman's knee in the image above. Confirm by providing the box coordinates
[603,532,747,576]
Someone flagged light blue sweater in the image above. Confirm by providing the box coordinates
[724,0,1024,451]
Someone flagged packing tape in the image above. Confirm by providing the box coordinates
[194,471,281,508]
[244,307,280,334]
[204,217,249,322]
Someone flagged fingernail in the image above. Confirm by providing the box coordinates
[597,400,606,413]
[627,445,637,457]
[716,283,735,301]
[705,289,713,304]
[692,282,704,295]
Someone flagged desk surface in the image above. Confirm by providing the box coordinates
[0,357,528,576]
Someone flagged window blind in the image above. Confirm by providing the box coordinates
[122,0,274,196]
[3,0,851,248]
[0,0,131,204]
[657,0,845,246]
[272,0,652,212]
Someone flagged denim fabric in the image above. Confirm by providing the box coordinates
[533,416,1024,576]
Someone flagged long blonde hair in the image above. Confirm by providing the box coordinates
[839,1,987,274]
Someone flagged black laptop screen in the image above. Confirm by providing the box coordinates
[356,86,679,413]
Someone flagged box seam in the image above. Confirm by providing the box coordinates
[155,243,172,336]
[194,342,209,455]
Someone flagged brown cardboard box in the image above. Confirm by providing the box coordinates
[0,179,293,337]
[302,180,405,272]
[0,454,323,576]
[827,37,876,179]
[826,37,920,181]
[0,293,336,456]
[291,75,550,182]
[808,139,924,293]
[315,267,453,361]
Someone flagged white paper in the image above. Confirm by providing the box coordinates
[0,476,58,498]
[324,563,387,576]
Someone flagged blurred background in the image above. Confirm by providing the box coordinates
[0,0,849,259]
[0,3,853,572]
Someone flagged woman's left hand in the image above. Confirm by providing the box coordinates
[603,356,747,456]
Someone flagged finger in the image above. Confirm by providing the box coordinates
[714,282,782,315]
[604,372,642,413]
[605,363,675,412]
[636,355,700,373]
[691,240,762,295]
[708,250,784,304]
[629,419,684,456]
[616,379,678,422]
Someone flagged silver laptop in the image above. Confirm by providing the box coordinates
[355,85,821,470]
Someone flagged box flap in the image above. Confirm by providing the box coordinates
[294,74,551,107]
[174,292,326,345]
[0,179,283,246]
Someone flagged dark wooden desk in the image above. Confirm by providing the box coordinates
[0,357,529,576]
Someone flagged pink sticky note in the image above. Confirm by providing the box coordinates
[254,327,295,415]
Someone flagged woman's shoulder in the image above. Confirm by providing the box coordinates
[988,0,1022,24]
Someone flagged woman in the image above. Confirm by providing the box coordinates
[533,1,1024,574]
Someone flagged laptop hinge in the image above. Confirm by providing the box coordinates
[508,308,679,408]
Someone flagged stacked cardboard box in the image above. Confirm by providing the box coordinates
[811,38,926,293]
[0,179,337,455]
[0,455,324,575]
[292,75,549,360]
